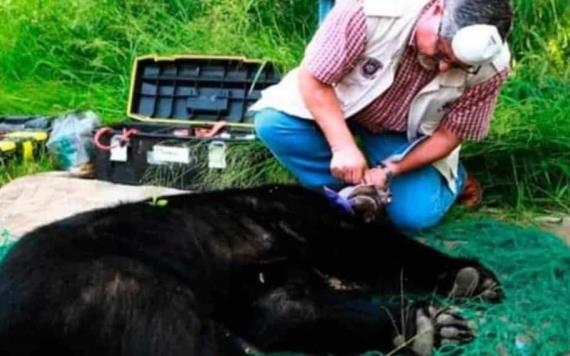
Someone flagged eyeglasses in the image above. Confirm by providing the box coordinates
[417,47,482,75]
[454,61,482,75]
[416,17,482,75]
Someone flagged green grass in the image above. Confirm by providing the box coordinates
[0,0,569,213]
[0,153,54,186]
[138,140,294,191]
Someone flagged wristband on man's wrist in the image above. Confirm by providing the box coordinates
[377,162,394,186]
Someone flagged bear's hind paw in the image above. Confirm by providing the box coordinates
[449,266,503,302]
[394,306,473,356]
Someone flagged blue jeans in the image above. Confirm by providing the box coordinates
[318,0,335,24]
[254,109,465,232]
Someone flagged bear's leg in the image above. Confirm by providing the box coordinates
[371,235,502,301]
[310,223,502,301]
[233,285,472,355]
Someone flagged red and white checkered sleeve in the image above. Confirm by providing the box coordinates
[302,0,367,85]
[441,70,510,141]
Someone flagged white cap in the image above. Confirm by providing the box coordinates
[451,24,503,66]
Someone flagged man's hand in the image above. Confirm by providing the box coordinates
[363,167,389,189]
[330,145,368,184]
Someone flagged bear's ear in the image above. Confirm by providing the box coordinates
[349,195,383,224]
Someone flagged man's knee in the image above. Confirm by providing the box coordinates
[385,182,449,231]
[383,167,455,232]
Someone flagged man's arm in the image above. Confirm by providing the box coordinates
[387,126,461,175]
[298,1,368,184]
[365,69,509,188]
[298,67,367,184]
[364,126,461,186]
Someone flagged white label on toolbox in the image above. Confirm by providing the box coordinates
[110,135,128,162]
[208,141,227,169]
[152,145,190,164]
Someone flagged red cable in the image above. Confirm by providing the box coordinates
[93,127,114,151]
[194,121,227,138]
[93,127,139,151]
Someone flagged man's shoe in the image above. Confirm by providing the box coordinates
[458,174,483,209]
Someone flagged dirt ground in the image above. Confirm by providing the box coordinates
[0,171,186,237]
[537,218,570,246]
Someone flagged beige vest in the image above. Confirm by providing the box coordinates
[250,0,511,193]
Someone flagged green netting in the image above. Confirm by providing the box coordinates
[422,219,570,356]
[0,220,568,355]
[0,229,16,262]
[258,219,570,356]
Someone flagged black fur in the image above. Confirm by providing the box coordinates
[0,185,500,355]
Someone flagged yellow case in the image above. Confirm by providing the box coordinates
[126,55,276,129]
[0,140,17,153]
[5,131,49,142]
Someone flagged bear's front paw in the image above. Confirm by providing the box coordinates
[449,266,503,302]
[393,305,473,356]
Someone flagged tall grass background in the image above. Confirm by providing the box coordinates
[0,0,569,211]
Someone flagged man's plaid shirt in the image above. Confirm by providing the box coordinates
[303,0,509,141]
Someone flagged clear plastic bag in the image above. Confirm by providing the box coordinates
[46,111,100,171]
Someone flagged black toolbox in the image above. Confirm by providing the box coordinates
[94,55,281,190]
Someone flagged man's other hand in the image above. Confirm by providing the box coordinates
[330,146,368,184]
[363,167,389,189]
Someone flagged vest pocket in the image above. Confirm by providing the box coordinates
[335,56,393,111]
[417,88,462,135]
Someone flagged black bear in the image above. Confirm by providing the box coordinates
[0,185,501,355]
